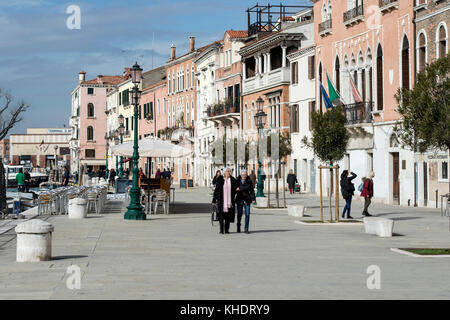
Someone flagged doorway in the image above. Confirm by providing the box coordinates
[423,162,428,207]
[392,152,400,204]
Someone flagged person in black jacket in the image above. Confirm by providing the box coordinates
[235,169,256,233]
[286,169,298,194]
[212,168,237,234]
[212,170,221,188]
[340,170,357,219]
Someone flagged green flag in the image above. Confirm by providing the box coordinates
[326,72,342,105]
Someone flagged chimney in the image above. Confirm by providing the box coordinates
[78,71,86,83]
[189,36,195,52]
[97,75,103,84]
[170,44,176,60]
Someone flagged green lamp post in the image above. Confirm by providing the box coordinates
[124,62,145,220]
[254,96,267,198]
[118,115,125,178]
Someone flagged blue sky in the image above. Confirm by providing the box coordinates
[0,0,311,135]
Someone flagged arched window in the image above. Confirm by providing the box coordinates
[327,0,332,20]
[418,32,426,73]
[251,102,255,129]
[376,44,383,111]
[87,126,94,141]
[390,133,399,148]
[366,48,373,103]
[401,36,410,89]
[87,103,94,117]
[335,56,340,93]
[322,4,327,22]
[438,24,448,59]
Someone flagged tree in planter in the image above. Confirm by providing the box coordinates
[394,54,450,199]
[267,131,292,208]
[0,89,29,215]
[302,105,349,221]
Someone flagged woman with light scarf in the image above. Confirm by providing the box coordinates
[212,168,237,234]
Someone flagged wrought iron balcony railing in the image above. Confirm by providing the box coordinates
[343,102,373,125]
[318,19,332,36]
[379,0,398,12]
[343,4,364,25]
[206,100,240,117]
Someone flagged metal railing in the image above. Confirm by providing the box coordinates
[343,102,373,125]
[318,19,332,34]
[343,4,364,23]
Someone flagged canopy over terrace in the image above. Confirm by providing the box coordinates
[109,136,192,158]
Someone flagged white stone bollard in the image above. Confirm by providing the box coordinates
[15,219,54,262]
[68,198,88,219]
[254,197,268,208]
[287,205,305,217]
[364,217,394,237]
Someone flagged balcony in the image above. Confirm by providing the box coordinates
[243,67,290,94]
[379,0,398,13]
[206,99,240,117]
[318,19,332,37]
[343,102,373,125]
[414,0,427,11]
[343,5,364,27]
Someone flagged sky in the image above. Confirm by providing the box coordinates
[0,0,311,135]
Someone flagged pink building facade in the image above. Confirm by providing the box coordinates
[313,0,416,206]
[70,72,123,174]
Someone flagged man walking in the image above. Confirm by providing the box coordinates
[16,168,25,192]
[24,168,31,193]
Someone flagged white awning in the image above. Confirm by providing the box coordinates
[80,159,106,166]
[110,136,192,158]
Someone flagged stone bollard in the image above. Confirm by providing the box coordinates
[15,219,54,262]
[287,205,305,217]
[68,198,88,219]
[254,197,268,208]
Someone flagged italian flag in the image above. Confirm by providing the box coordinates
[326,72,344,107]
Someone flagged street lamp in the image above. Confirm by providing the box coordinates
[118,114,125,178]
[124,62,145,220]
[254,97,267,197]
[53,145,59,182]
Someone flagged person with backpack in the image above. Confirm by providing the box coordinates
[340,170,357,219]
[360,171,375,217]
[235,169,256,233]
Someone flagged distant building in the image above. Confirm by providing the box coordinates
[0,139,10,163]
[70,71,124,174]
[9,128,71,169]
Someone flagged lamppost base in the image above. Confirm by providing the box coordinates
[124,205,146,220]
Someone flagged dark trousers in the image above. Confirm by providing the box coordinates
[24,183,30,193]
[363,197,372,215]
[237,204,251,231]
[218,211,230,233]
[342,196,352,217]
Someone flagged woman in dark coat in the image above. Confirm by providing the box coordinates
[340,170,357,219]
[286,169,298,194]
[212,168,237,234]
[235,170,256,233]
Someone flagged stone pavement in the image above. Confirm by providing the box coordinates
[0,187,449,299]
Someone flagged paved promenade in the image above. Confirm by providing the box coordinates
[0,187,449,299]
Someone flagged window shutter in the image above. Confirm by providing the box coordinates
[376,56,383,110]
[308,56,315,80]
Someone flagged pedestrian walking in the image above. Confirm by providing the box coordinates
[212,167,237,234]
[361,171,375,217]
[340,170,357,219]
[62,167,70,186]
[109,168,116,187]
[16,168,25,192]
[236,169,256,233]
[249,170,257,188]
[155,168,162,179]
[24,168,31,193]
[287,169,298,194]
[212,170,221,188]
